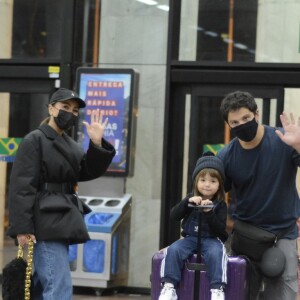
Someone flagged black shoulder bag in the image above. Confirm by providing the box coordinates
[231,220,294,261]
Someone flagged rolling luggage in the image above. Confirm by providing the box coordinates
[151,250,249,300]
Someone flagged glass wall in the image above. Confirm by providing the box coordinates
[7,0,64,59]
[98,0,169,288]
[180,0,300,63]
[0,0,98,62]
[0,92,48,270]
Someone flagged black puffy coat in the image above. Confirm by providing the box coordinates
[7,124,115,244]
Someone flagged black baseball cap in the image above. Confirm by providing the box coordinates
[49,88,86,108]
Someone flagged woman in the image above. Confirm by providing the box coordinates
[7,88,116,299]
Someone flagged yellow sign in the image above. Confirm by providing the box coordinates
[48,66,60,74]
[203,144,225,155]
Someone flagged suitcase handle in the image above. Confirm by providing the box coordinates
[187,203,214,209]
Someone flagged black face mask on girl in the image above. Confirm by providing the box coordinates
[54,109,78,130]
[230,117,258,142]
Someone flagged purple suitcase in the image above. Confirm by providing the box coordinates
[151,250,249,300]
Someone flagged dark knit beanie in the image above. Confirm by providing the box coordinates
[192,151,225,183]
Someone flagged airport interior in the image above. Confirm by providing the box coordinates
[1,0,300,299]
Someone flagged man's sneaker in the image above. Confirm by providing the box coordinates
[158,283,178,300]
[210,287,225,300]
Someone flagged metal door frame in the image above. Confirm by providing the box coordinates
[160,0,300,248]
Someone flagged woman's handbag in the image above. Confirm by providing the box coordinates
[34,193,91,244]
[2,238,34,300]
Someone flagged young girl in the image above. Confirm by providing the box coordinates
[159,152,228,300]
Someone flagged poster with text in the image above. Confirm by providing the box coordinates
[78,73,132,175]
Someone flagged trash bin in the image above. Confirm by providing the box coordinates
[69,194,132,288]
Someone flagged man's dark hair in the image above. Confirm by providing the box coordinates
[220,91,258,122]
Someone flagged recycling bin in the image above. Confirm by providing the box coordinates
[69,194,132,288]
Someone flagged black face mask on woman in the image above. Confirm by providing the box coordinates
[54,109,78,130]
[230,117,258,142]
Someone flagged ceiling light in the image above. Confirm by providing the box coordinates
[136,0,158,5]
[222,38,234,44]
[234,43,248,50]
[157,5,169,11]
[204,31,218,37]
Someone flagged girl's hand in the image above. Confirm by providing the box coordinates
[189,196,202,205]
[200,199,213,212]
[17,234,36,246]
[83,109,108,147]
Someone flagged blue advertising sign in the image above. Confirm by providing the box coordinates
[76,68,138,177]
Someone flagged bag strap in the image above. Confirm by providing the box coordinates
[18,237,34,300]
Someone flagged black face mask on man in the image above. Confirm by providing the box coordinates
[230,117,258,142]
[54,109,78,130]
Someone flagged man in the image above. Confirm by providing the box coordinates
[217,91,300,300]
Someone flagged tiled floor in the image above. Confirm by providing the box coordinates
[0,286,151,300]
[1,238,151,300]
[73,291,150,300]
[73,296,150,300]
[72,286,151,300]
[3,238,299,300]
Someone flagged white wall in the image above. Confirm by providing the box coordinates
[256,0,300,63]
[99,0,169,288]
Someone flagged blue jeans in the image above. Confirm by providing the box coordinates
[32,241,73,300]
[161,236,228,289]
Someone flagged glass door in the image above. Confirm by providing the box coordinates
[184,86,284,237]
[187,85,284,188]
[0,81,55,272]
[160,84,285,247]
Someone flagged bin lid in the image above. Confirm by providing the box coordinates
[84,212,121,233]
[79,194,132,213]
